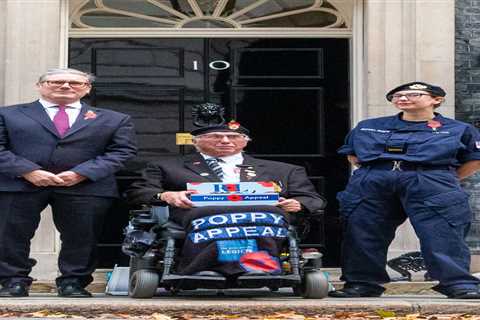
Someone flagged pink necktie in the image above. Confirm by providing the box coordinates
[53,105,70,137]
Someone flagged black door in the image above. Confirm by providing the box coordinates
[69,38,350,267]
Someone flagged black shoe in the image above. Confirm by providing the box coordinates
[448,289,480,299]
[328,285,383,298]
[57,284,92,297]
[0,283,29,297]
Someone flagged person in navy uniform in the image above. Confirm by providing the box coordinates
[329,82,480,299]
[0,68,137,297]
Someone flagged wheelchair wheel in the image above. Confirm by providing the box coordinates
[129,256,156,280]
[294,271,329,299]
[129,257,139,279]
[129,270,159,298]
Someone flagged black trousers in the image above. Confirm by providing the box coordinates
[0,190,112,287]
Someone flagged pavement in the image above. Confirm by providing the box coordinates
[3,269,477,317]
[1,290,480,317]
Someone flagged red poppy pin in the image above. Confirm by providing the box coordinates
[84,110,97,120]
[228,120,240,130]
[427,120,442,131]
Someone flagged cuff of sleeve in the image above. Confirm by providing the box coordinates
[337,145,354,155]
[151,192,167,205]
[459,154,480,163]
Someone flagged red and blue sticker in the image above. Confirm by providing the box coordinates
[240,251,281,274]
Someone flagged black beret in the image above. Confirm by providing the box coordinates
[386,81,446,101]
[191,120,250,136]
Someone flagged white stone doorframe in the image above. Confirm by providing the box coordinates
[365,0,456,266]
[0,0,70,282]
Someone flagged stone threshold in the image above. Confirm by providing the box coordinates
[29,267,440,295]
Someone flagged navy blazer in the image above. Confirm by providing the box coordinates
[0,101,137,197]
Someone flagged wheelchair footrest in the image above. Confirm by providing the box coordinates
[237,274,301,282]
[236,274,301,288]
[162,274,226,282]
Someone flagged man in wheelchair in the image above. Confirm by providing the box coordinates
[125,120,327,298]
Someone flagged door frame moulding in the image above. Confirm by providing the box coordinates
[69,0,352,36]
[69,28,352,38]
[64,0,364,128]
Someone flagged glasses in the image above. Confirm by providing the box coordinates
[197,134,247,141]
[389,93,431,100]
[42,80,90,89]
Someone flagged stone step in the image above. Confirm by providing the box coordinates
[28,268,442,295]
[331,281,438,295]
[29,280,440,295]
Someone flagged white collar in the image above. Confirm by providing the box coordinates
[201,152,243,163]
[38,99,82,109]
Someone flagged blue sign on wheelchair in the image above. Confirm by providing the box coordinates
[216,239,258,262]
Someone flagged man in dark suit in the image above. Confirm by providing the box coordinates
[0,68,137,297]
[127,121,325,224]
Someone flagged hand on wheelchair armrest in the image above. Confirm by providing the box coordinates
[276,197,303,213]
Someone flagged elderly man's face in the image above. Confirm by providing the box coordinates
[36,73,91,105]
[193,132,249,157]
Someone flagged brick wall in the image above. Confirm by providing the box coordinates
[456,0,480,252]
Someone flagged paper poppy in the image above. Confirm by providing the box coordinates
[84,110,97,120]
[427,120,442,130]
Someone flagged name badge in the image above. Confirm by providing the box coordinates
[385,145,405,154]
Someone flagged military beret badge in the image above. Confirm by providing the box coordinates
[227,120,241,130]
[409,84,428,90]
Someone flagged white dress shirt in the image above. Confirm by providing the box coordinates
[39,99,82,127]
[201,152,244,182]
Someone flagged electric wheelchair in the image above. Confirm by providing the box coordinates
[122,205,329,299]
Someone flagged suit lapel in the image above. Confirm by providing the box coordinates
[18,101,60,138]
[63,104,100,138]
[183,153,221,182]
[239,154,267,182]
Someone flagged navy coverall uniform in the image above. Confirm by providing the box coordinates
[337,112,480,295]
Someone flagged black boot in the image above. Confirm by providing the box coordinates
[328,285,384,298]
[0,283,29,297]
